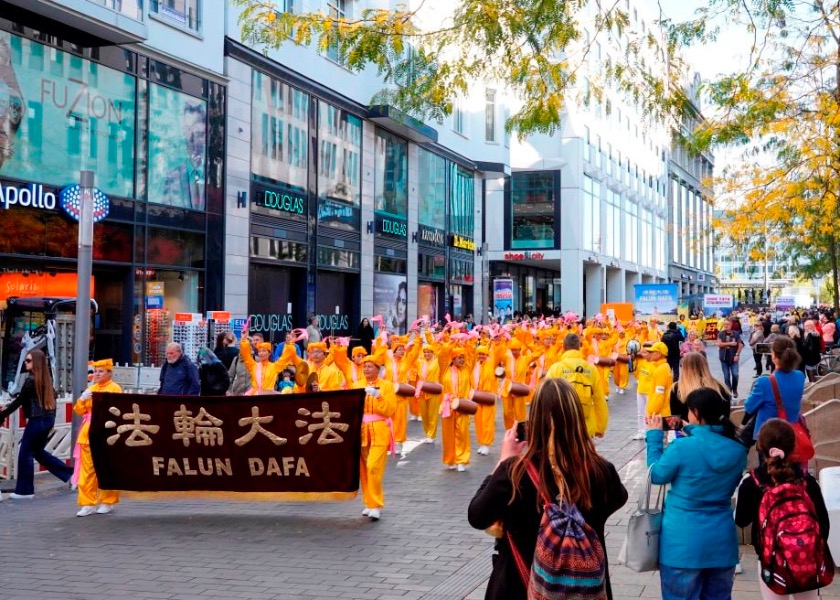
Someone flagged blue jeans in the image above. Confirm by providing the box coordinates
[719,360,739,395]
[16,414,73,495]
[660,565,735,600]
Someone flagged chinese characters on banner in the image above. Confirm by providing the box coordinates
[89,390,365,499]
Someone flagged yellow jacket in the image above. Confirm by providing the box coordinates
[74,379,123,445]
[240,338,290,392]
[545,350,608,437]
[353,377,396,446]
[647,359,673,416]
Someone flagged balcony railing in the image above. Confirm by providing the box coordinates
[85,0,144,21]
[149,0,201,31]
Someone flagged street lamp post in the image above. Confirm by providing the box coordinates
[71,170,95,445]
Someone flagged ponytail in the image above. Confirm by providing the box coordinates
[757,418,799,485]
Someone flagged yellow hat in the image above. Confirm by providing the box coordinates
[451,347,466,358]
[422,344,434,352]
[508,340,522,350]
[391,336,407,349]
[308,341,328,352]
[362,351,385,367]
[649,342,669,357]
[352,347,368,357]
[256,342,272,352]
[92,358,114,370]
[476,345,490,355]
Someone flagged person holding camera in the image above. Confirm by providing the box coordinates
[646,388,747,599]
[352,351,396,521]
[468,378,627,600]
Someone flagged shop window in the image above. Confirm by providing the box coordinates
[150,0,201,31]
[147,227,204,268]
[511,171,555,249]
[418,149,446,231]
[251,236,308,263]
[449,257,474,284]
[374,130,408,218]
[317,247,360,270]
[374,256,407,274]
[418,253,445,279]
[373,273,407,334]
[449,165,474,238]
[317,101,361,229]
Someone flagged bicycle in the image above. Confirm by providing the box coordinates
[817,348,840,377]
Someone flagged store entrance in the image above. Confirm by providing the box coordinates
[94,267,132,364]
[248,263,307,343]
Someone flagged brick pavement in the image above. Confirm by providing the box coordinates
[1,340,837,599]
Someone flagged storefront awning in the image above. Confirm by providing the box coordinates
[475,161,511,177]
[5,0,148,44]
[368,105,438,144]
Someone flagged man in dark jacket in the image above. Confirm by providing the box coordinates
[159,342,200,395]
[662,321,684,381]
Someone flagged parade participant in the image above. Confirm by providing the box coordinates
[546,333,608,438]
[415,343,441,443]
[333,345,368,387]
[382,335,421,455]
[300,341,346,392]
[239,323,291,394]
[73,358,122,516]
[647,318,662,342]
[612,330,632,395]
[438,345,472,471]
[473,343,505,455]
[590,326,616,394]
[499,339,530,431]
[352,352,396,521]
[0,349,73,499]
[646,342,673,418]
[633,342,655,440]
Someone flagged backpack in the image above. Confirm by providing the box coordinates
[508,463,607,600]
[565,365,594,406]
[752,472,835,595]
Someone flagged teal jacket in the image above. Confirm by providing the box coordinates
[646,425,747,568]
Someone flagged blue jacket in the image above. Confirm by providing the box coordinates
[159,355,200,395]
[646,425,747,568]
[743,370,805,439]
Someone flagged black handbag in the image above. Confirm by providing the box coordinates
[735,411,757,447]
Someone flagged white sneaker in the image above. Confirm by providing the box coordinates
[362,508,371,517]
[423,437,435,444]
[9,493,34,500]
[618,389,625,395]
[632,432,645,441]
[734,562,743,575]
[477,445,488,455]
[447,465,457,470]
[394,443,403,456]
[96,504,114,515]
[457,464,466,472]
[368,509,381,520]
[76,506,97,517]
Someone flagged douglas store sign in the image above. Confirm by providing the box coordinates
[252,183,307,217]
[376,214,407,239]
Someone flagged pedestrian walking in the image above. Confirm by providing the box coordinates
[197,348,231,395]
[0,349,73,499]
[158,342,200,395]
[717,319,744,398]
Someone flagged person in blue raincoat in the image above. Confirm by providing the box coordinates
[646,387,747,600]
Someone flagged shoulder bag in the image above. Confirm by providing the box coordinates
[621,466,663,572]
[769,375,815,463]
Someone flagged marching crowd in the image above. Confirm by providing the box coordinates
[1,307,836,599]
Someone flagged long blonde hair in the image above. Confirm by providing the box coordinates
[677,352,729,403]
[508,378,607,510]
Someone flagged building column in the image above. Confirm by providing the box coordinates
[407,143,419,326]
[606,267,624,303]
[585,262,605,318]
[360,121,376,319]
[625,271,641,305]
[561,250,584,315]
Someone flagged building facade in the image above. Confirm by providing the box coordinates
[0,0,226,370]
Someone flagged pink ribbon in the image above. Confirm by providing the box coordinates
[442,394,453,418]
[335,336,350,346]
[362,413,396,456]
[409,318,426,330]
[371,314,384,324]
[291,328,309,343]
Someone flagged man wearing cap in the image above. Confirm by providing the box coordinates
[352,352,396,521]
[633,342,655,440]
[73,359,122,517]
[415,341,441,443]
[646,342,673,418]
[437,344,472,471]
[546,334,608,438]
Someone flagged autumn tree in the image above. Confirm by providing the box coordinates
[682,0,840,310]
[231,0,692,136]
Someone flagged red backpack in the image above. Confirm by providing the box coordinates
[753,472,835,595]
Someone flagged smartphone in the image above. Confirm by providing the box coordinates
[516,421,527,441]
[662,416,683,431]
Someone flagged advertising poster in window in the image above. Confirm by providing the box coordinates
[147,84,207,211]
[373,273,407,334]
[0,32,136,198]
[633,283,678,320]
[493,278,514,324]
[417,283,437,323]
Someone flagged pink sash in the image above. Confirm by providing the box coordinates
[442,366,459,418]
[362,413,396,456]
[415,360,429,398]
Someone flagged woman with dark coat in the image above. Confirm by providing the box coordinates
[213,331,239,370]
[197,348,231,396]
[468,378,628,600]
[356,318,375,355]
[0,349,73,499]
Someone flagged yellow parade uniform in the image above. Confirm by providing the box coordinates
[546,349,608,437]
[74,378,122,507]
[353,377,396,510]
[647,358,673,417]
[472,343,505,447]
[415,353,441,440]
[499,344,531,430]
[384,339,421,444]
[438,345,472,467]
[240,338,292,392]
[306,361,346,391]
[333,346,366,387]
[612,337,631,391]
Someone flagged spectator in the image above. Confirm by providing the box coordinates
[646,388,747,600]
[801,320,822,382]
[197,348,231,396]
[305,316,322,349]
[669,352,731,424]
[228,332,262,396]
[158,342,200,395]
[748,324,766,377]
[271,331,302,362]
[661,321,684,381]
[0,349,73,499]
[213,331,239,370]
[717,319,744,398]
[743,336,806,446]
[468,378,628,600]
[354,318,376,355]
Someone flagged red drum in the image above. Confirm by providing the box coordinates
[595,357,616,367]
[508,382,531,397]
[451,398,478,415]
[470,390,497,406]
[395,383,416,397]
[615,354,631,364]
[419,381,443,394]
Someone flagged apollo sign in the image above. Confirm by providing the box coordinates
[0,182,57,210]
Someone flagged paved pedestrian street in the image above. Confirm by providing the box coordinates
[1,349,837,599]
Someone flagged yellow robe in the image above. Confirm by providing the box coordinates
[74,379,122,507]
[415,355,441,440]
[352,377,396,509]
[240,338,292,392]
[384,343,421,444]
[438,346,472,467]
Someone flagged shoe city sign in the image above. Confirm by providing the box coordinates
[503,252,545,260]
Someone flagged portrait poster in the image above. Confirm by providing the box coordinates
[493,279,514,323]
[373,272,407,334]
[0,32,135,197]
[147,84,207,210]
[89,389,365,500]
[417,283,438,323]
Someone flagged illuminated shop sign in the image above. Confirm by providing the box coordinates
[0,182,57,210]
[418,225,445,246]
[451,234,476,252]
[257,189,305,215]
[0,181,110,222]
[376,214,407,238]
[504,252,545,260]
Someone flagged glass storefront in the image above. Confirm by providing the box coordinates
[510,171,557,248]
